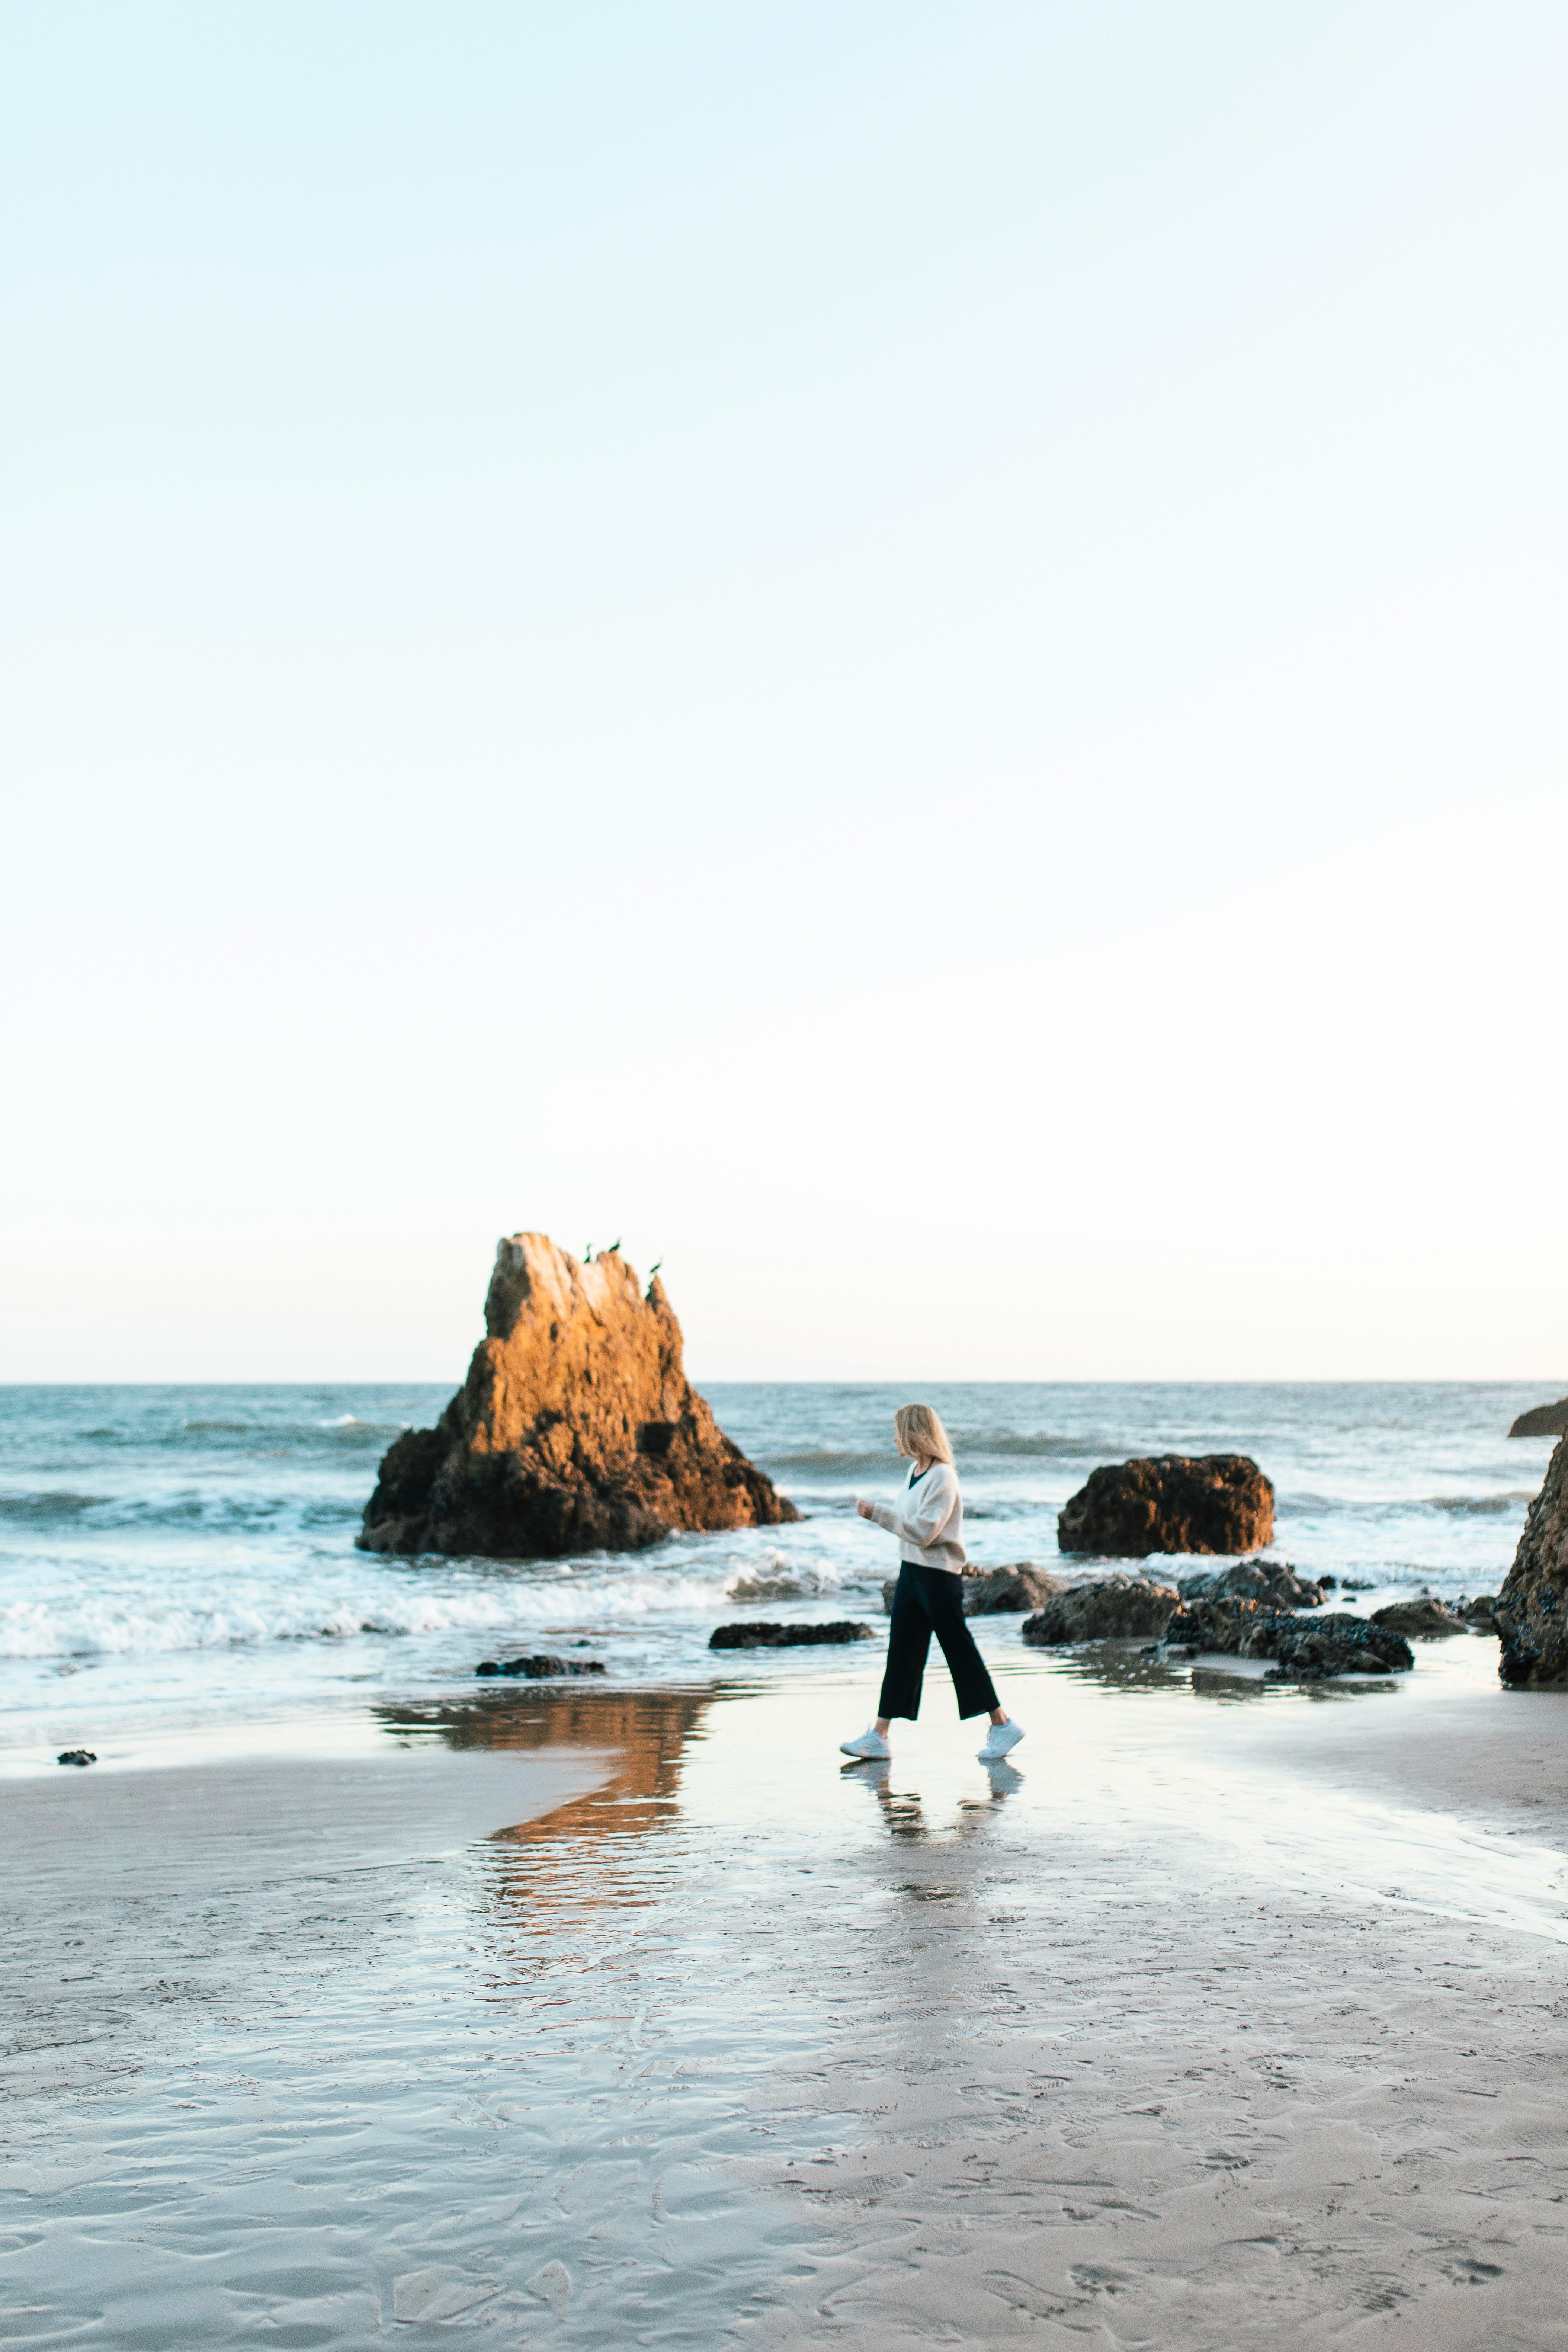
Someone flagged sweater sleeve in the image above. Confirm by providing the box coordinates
[868,1467,960,1550]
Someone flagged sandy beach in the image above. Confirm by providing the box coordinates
[5,1639,1568,2348]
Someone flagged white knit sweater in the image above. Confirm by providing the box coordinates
[868,1460,968,1570]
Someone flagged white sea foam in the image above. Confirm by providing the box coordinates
[726,1550,853,1600]
[0,1567,760,1659]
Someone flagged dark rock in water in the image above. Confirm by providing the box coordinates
[962,1563,1065,1614]
[1508,1396,1568,1439]
[1339,1577,1375,1592]
[1022,1576,1180,1644]
[1162,1599,1412,1678]
[1370,1597,1470,1640]
[1496,1436,1568,1685]
[360,1234,799,1561]
[57,1748,96,1766]
[1058,1456,1274,1558]
[709,1620,874,1650]
[475,1654,608,1678]
[1317,1574,1337,1589]
[881,1563,1065,1615]
[1460,1594,1500,1632]
[1161,1595,1272,1654]
[1258,1612,1414,1680]
[1177,1560,1324,1610]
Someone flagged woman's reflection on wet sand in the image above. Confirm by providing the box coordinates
[838,1756,1026,1845]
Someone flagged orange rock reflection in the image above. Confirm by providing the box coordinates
[373,1684,712,1853]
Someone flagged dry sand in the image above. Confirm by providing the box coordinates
[4,1646,1568,2348]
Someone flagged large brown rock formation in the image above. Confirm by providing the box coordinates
[1495,1435,1568,1685]
[1058,1455,1275,1557]
[359,1234,799,1559]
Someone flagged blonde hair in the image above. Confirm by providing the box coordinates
[894,1403,953,1467]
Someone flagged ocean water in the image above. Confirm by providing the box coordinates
[0,1381,1552,1770]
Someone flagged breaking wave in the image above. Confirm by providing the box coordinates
[1424,1492,1535,1516]
[766,1449,889,1475]
[1286,1489,1532,1521]
[0,1566,763,1662]
[0,1491,110,1524]
[950,1431,1112,1458]
[725,1551,854,1601]
[0,1489,359,1538]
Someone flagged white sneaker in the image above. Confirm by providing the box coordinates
[976,1720,1024,1762]
[840,1725,891,1760]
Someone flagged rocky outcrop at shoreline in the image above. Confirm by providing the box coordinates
[359,1234,799,1560]
[962,1563,1065,1612]
[1058,1455,1274,1557]
[475,1653,607,1678]
[709,1621,873,1649]
[1023,1576,1181,1643]
[1178,1560,1324,1609]
[1495,1435,1568,1685]
[1161,1598,1414,1679]
[1508,1396,1568,1438]
[1370,1597,1469,1640]
[881,1564,1065,1615]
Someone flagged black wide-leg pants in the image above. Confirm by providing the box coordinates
[878,1563,1000,1721]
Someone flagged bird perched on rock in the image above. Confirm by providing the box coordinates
[606,1237,622,1255]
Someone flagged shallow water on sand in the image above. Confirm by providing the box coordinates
[6,1651,1568,2348]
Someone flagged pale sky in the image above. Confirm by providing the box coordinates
[3,2,1565,1382]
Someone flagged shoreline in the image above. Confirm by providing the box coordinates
[2,1378,1545,1776]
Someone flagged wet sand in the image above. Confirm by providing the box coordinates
[4,1742,618,1889]
[4,1647,1568,2347]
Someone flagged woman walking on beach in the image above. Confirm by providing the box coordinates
[841,1404,1023,1764]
